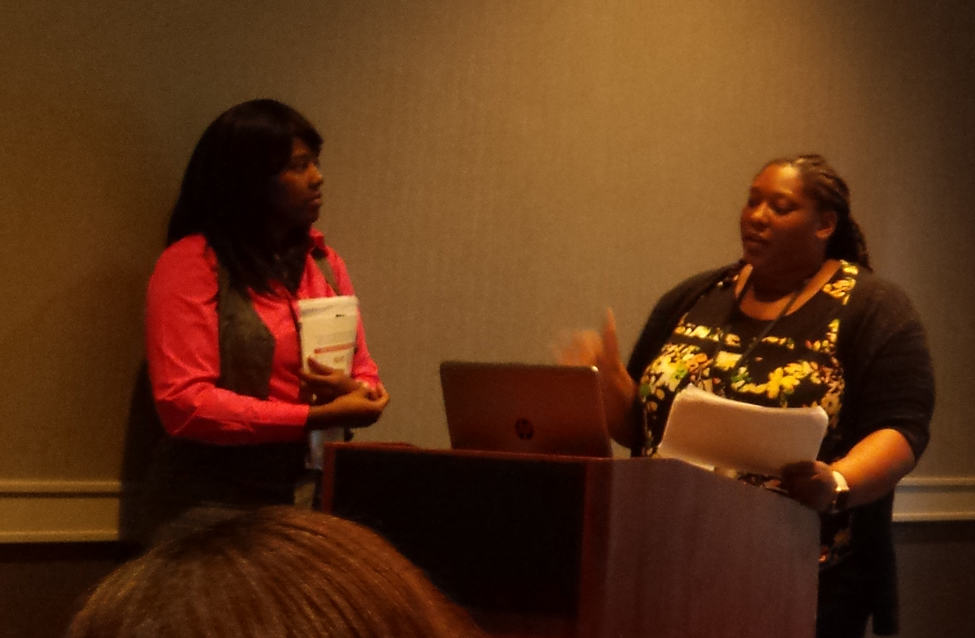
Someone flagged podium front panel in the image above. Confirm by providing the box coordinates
[321,444,818,638]
[324,445,589,619]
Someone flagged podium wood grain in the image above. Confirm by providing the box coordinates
[321,444,818,638]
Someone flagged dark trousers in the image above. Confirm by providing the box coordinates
[817,560,879,638]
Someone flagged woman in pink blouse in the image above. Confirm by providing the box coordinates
[141,99,389,543]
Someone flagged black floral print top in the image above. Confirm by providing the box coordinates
[628,260,933,631]
[639,262,864,566]
[640,263,860,445]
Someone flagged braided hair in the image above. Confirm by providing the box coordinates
[765,154,871,269]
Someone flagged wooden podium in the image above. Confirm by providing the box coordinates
[320,444,818,638]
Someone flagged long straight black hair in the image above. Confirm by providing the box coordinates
[167,99,323,292]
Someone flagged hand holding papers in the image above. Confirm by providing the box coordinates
[657,385,828,477]
[298,296,359,468]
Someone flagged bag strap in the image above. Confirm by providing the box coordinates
[312,250,340,294]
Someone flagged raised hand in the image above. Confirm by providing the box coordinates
[555,309,640,449]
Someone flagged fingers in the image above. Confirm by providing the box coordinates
[779,461,836,512]
[554,330,603,367]
[552,308,622,369]
[602,308,621,362]
[344,383,390,426]
[306,358,336,375]
[780,460,818,479]
[373,383,390,408]
[300,360,340,386]
[351,382,389,404]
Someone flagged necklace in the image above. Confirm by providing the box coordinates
[715,274,805,396]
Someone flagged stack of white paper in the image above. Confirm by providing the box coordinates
[657,385,828,476]
[297,296,359,468]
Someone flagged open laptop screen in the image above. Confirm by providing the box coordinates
[440,361,612,458]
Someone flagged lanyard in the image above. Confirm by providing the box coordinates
[716,276,805,394]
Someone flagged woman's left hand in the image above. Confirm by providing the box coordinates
[780,460,837,512]
[780,429,917,513]
[307,382,390,429]
[299,358,363,404]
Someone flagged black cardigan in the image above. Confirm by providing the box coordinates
[624,262,935,634]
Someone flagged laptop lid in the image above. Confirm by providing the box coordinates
[440,361,612,458]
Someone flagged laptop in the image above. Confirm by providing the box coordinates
[439,361,612,458]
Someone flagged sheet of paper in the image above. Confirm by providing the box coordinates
[657,385,828,477]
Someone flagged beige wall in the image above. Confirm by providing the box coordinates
[1,1,973,538]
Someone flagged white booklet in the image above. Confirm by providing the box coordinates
[297,296,359,469]
[657,385,828,477]
[297,296,359,376]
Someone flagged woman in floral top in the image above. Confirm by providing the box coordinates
[562,155,933,638]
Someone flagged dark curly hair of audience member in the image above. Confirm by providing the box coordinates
[67,507,486,638]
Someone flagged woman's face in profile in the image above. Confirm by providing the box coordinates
[739,163,834,276]
[270,138,324,230]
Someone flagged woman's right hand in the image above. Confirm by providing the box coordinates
[556,309,640,449]
[307,382,390,430]
[299,358,363,404]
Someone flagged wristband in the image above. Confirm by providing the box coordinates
[829,470,850,513]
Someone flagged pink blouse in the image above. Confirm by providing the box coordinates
[145,230,380,445]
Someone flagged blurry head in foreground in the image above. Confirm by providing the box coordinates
[68,507,484,638]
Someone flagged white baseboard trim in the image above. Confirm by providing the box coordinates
[893,476,975,522]
[1,476,973,542]
[0,479,123,543]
